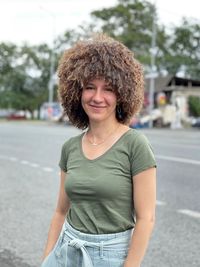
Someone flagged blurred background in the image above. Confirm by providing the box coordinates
[0,0,200,266]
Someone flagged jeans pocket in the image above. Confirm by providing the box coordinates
[41,248,59,267]
[54,237,66,258]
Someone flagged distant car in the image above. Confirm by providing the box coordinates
[7,111,26,120]
[192,117,200,128]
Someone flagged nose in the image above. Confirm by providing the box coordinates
[92,88,103,103]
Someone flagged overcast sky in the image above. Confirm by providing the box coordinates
[0,0,199,45]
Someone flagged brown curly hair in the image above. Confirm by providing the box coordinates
[57,34,144,129]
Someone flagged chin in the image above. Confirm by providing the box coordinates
[88,115,105,122]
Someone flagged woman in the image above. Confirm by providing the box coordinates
[41,34,156,267]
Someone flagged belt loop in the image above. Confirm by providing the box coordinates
[100,241,104,259]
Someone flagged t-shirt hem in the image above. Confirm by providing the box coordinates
[59,162,67,172]
[132,163,156,177]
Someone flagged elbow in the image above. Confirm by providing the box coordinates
[146,215,155,230]
[136,214,156,230]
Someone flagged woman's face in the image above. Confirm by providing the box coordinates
[81,78,117,123]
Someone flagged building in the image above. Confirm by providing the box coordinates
[145,75,200,127]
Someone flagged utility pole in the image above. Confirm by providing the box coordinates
[48,38,55,104]
[40,6,56,104]
[148,7,157,128]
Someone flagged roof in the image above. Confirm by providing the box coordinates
[145,75,200,93]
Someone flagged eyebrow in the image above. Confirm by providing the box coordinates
[86,82,95,86]
[85,82,112,87]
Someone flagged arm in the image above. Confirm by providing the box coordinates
[124,167,156,267]
[42,170,70,260]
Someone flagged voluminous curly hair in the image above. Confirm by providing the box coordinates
[57,34,144,129]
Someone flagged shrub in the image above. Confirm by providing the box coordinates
[188,96,200,117]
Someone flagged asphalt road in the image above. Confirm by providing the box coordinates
[0,121,200,267]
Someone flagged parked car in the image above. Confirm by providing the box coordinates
[7,110,26,120]
[192,117,200,128]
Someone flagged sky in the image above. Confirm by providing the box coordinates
[0,0,199,46]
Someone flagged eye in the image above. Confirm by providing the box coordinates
[105,87,113,92]
[84,85,94,90]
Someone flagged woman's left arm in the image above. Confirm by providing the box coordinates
[124,167,156,267]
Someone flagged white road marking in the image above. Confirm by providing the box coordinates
[0,154,55,173]
[156,200,166,206]
[156,155,200,166]
[29,163,39,168]
[177,209,200,219]
[20,160,29,165]
[42,167,54,172]
[0,155,18,162]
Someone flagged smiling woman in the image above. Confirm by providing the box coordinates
[58,34,144,129]
[41,33,156,267]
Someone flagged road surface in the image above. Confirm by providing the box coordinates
[0,121,199,267]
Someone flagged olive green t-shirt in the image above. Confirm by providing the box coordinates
[59,129,156,234]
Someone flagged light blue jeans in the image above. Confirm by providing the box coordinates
[41,221,132,267]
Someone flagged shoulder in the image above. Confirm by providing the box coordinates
[62,133,83,153]
[126,129,156,176]
[125,129,155,160]
[59,133,83,171]
[124,128,150,146]
[61,132,83,151]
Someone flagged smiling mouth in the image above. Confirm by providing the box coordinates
[89,105,105,108]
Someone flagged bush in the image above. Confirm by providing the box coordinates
[188,96,200,117]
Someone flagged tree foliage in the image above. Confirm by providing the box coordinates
[162,18,200,78]
[188,96,200,117]
[91,0,158,65]
[90,0,199,78]
[0,43,53,113]
[0,0,199,113]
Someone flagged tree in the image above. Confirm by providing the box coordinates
[56,1,199,79]
[161,18,200,79]
[0,42,54,116]
[90,0,168,71]
[88,0,200,79]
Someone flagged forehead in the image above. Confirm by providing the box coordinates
[89,78,110,84]
[84,77,112,86]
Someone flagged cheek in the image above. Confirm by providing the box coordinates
[81,91,90,102]
[108,95,117,107]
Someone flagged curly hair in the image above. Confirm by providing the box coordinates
[57,33,144,129]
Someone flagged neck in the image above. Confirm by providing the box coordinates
[85,120,122,146]
[88,120,120,139]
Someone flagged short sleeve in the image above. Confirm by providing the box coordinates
[130,133,156,177]
[59,140,70,172]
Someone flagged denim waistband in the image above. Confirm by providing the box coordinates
[56,221,132,267]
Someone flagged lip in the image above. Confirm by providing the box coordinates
[89,105,106,109]
[88,104,106,112]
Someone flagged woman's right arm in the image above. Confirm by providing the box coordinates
[42,170,70,261]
